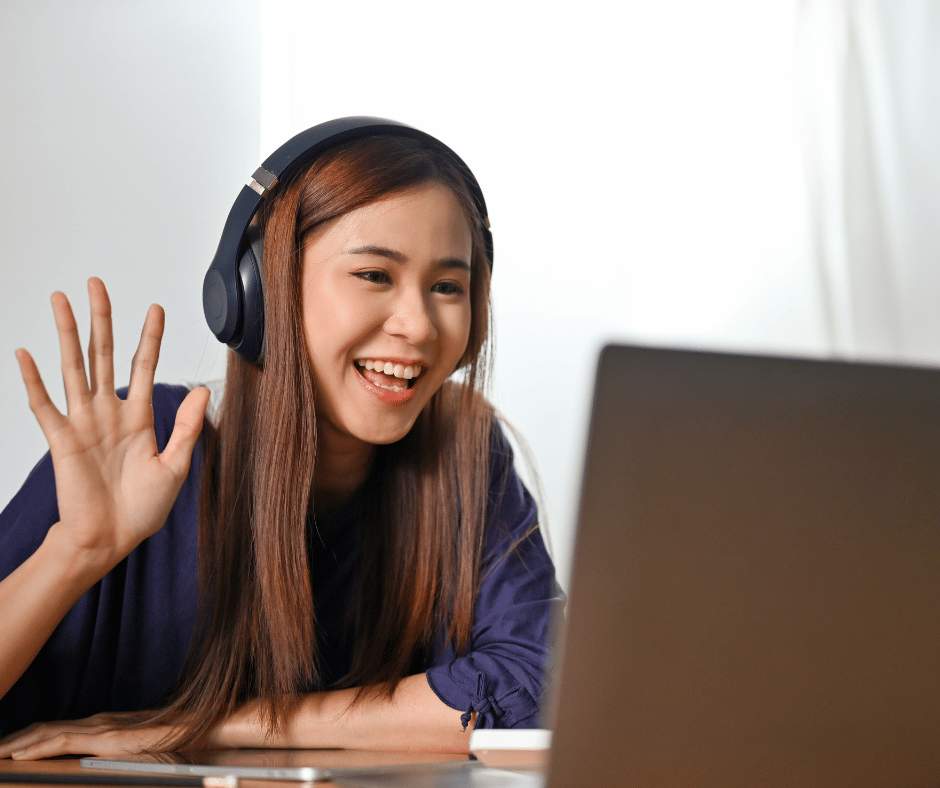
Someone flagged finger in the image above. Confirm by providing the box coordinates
[51,291,91,410]
[87,277,115,396]
[15,349,68,438]
[0,715,129,758]
[10,731,91,760]
[160,387,211,479]
[127,304,165,403]
[10,726,162,761]
[0,721,72,758]
[0,721,40,755]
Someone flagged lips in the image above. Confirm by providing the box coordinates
[353,358,424,404]
[357,358,422,381]
[355,359,423,391]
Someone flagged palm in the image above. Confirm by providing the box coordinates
[16,279,209,567]
[50,397,169,554]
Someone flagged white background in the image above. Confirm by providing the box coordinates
[3,1,937,587]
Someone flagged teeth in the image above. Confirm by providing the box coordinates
[356,359,422,380]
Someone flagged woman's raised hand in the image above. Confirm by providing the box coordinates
[14,278,210,572]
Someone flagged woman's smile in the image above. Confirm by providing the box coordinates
[355,358,424,392]
[353,358,425,404]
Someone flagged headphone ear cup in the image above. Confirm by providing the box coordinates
[234,225,266,364]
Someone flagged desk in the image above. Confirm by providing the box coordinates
[0,750,474,787]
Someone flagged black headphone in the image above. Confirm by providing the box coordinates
[202,116,493,365]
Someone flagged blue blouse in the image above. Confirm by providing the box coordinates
[0,384,561,737]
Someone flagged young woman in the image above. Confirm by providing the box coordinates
[0,119,559,758]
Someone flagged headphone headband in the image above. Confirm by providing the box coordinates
[203,117,492,364]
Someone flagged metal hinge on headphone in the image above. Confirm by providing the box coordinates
[249,166,279,197]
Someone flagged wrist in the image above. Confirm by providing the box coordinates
[40,522,127,588]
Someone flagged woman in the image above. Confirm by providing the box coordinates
[0,119,559,757]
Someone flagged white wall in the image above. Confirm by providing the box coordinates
[0,1,259,508]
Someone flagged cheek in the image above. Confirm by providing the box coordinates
[300,288,326,358]
[447,303,474,363]
[302,286,388,382]
[301,280,351,368]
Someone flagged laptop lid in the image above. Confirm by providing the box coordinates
[547,344,940,788]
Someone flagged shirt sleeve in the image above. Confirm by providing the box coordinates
[425,423,564,729]
[0,384,202,736]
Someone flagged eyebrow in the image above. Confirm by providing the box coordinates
[345,244,471,272]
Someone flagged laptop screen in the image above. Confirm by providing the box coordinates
[547,345,940,788]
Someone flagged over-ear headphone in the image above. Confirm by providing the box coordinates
[203,116,492,365]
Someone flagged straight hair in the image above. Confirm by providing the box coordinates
[150,136,497,747]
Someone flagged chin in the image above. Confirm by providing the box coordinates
[352,415,422,447]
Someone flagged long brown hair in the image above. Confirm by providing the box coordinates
[154,136,496,746]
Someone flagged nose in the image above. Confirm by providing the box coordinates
[383,288,438,345]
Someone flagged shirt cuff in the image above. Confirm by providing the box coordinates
[426,663,541,730]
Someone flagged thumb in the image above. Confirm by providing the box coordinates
[160,387,211,479]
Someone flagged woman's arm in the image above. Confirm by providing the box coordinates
[0,675,473,759]
[209,674,470,753]
[0,279,208,702]
[0,520,125,703]
[214,675,473,753]
[424,430,563,731]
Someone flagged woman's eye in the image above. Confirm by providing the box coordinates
[354,270,390,285]
[432,281,465,296]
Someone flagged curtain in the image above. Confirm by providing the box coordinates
[799,0,940,362]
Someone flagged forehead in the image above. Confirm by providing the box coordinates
[329,183,472,249]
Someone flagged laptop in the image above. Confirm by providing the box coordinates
[544,344,940,787]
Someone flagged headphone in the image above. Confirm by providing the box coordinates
[202,116,493,365]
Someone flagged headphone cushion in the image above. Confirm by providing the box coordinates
[235,226,265,364]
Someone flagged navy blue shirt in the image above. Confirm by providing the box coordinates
[0,384,560,736]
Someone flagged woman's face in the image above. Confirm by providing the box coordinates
[301,181,473,451]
